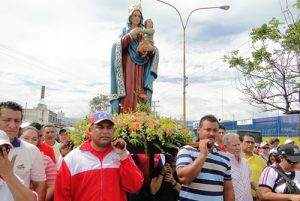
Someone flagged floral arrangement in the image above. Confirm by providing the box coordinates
[69,89,194,153]
[135,88,151,113]
[113,111,194,154]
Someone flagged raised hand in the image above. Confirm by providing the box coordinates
[0,146,16,179]
[112,139,128,160]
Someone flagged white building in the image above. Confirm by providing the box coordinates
[23,103,64,126]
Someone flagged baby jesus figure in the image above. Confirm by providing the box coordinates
[137,19,155,57]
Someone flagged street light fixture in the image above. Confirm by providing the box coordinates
[157,0,230,128]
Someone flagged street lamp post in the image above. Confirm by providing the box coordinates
[157,0,229,128]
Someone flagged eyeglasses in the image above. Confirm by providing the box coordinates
[261,147,270,149]
[244,141,255,145]
[284,156,300,165]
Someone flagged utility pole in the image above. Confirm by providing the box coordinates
[152,100,160,116]
[157,0,230,128]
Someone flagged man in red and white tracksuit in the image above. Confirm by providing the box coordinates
[54,112,144,201]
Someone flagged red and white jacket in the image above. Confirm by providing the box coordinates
[54,139,144,201]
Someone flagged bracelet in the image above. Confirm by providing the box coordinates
[172,182,177,187]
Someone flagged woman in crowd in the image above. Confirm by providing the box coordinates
[20,126,57,201]
[150,153,181,201]
[267,152,280,166]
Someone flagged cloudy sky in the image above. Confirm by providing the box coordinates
[0,0,297,122]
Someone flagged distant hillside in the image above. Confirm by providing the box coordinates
[64,117,82,123]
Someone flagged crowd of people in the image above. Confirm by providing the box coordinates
[0,100,300,201]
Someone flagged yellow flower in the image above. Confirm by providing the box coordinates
[130,131,137,138]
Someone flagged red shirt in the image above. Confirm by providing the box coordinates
[37,142,56,163]
[216,145,227,152]
[136,154,160,186]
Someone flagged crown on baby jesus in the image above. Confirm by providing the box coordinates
[129,2,142,14]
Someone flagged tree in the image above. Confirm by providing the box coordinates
[89,94,110,113]
[224,1,300,114]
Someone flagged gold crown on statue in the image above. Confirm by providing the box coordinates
[128,2,142,14]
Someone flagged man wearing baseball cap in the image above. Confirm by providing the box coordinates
[258,143,300,199]
[0,130,37,201]
[259,142,270,163]
[55,112,144,201]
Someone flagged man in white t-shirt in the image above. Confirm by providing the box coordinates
[258,143,300,200]
[0,101,46,201]
[0,130,37,201]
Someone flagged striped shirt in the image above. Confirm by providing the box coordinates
[176,146,231,201]
[227,153,253,201]
[259,166,300,194]
[43,155,57,185]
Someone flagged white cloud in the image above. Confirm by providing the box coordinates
[0,0,295,121]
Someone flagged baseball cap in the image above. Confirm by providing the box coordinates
[0,130,13,148]
[278,143,300,163]
[260,142,270,148]
[284,139,294,145]
[59,128,67,135]
[90,112,114,125]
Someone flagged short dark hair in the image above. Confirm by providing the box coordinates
[29,122,43,130]
[198,114,219,128]
[0,101,23,119]
[269,137,280,145]
[219,124,225,130]
[59,129,67,134]
[240,134,255,142]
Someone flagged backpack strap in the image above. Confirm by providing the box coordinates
[272,166,300,194]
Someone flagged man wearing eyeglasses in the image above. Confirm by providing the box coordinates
[241,134,266,201]
[258,143,300,200]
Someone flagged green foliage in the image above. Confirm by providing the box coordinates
[68,119,89,147]
[223,2,300,113]
[135,88,151,113]
[294,0,300,11]
[89,94,110,113]
[251,18,282,43]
